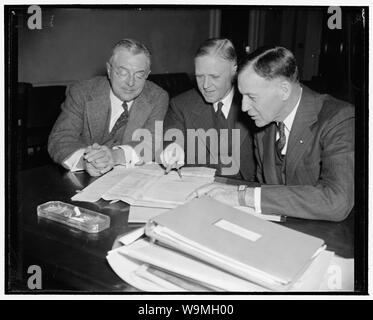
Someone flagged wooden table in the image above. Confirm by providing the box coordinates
[9,164,355,292]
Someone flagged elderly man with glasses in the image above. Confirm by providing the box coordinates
[48,39,169,176]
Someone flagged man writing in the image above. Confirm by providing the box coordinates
[48,38,169,176]
[160,38,255,180]
[190,46,354,221]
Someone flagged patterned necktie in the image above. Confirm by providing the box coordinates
[111,101,129,135]
[275,122,286,156]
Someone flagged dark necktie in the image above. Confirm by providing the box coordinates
[275,122,286,156]
[214,101,229,173]
[111,101,129,135]
[216,101,225,120]
[214,101,228,129]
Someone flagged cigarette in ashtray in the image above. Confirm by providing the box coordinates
[74,206,81,217]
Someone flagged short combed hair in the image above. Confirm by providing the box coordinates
[239,46,299,82]
[195,38,237,64]
[109,38,151,66]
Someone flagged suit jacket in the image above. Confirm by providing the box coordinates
[48,76,169,164]
[163,88,256,181]
[255,86,354,221]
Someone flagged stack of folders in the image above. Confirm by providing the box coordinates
[142,197,326,291]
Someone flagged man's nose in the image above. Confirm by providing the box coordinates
[126,74,135,87]
[241,98,251,112]
[203,76,210,89]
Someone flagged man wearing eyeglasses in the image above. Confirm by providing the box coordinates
[48,39,169,176]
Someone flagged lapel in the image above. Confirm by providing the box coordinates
[189,95,218,162]
[229,91,249,145]
[285,86,319,181]
[261,123,283,184]
[189,96,215,131]
[86,77,111,143]
[227,91,249,174]
[122,82,154,144]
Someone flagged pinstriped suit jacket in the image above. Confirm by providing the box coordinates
[48,76,169,164]
[255,86,355,221]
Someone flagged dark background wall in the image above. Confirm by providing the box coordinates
[220,6,366,104]
[18,8,211,85]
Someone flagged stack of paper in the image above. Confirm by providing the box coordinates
[106,230,337,292]
[144,197,326,291]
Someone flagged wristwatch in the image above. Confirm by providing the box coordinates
[237,185,247,206]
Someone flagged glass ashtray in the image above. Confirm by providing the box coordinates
[37,201,110,233]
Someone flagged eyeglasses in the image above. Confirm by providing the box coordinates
[110,64,149,81]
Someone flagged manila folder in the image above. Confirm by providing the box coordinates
[145,197,325,289]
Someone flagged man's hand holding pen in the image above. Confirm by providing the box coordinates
[160,143,185,178]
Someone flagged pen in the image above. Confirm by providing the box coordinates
[164,165,182,179]
[176,167,182,179]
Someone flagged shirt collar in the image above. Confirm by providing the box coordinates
[282,87,302,132]
[110,89,134,110]
[213,87,234,118]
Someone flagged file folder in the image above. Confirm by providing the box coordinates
[145,197,325,291]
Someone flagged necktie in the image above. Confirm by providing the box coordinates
[214,101,227,128]
[275,122,286,156]
[216,101,225,119]
[111,101,129,135]
[214,101,229,174]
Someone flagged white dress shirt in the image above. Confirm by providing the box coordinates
[63,89,140,171]
[254,88,303,213]
[212,87,234,119]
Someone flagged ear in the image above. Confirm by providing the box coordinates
[106,62,111,79]
[146,69,151,79]
[279,80,291,101]
[232,63,238,74]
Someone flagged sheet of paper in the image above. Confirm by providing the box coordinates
[107,249,168,292]
[128,206,169,223]
[102,169,162,203]
[118,227,145,246]
[175,166,216,178]
[290,250,334,291]
[71,166,134,202]
[142,174,214,204]
[102,164,215,207]
[117,238,267,291]
[318,256,354,291]
[134,264,186,291]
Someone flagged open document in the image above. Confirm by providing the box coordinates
[72,163,284,222]
[72,163,215,208]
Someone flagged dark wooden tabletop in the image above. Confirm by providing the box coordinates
[11,164,354,292]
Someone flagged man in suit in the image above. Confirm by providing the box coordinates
[160,38,256,180]
[189,46,354,221]
[48,39,169,176]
